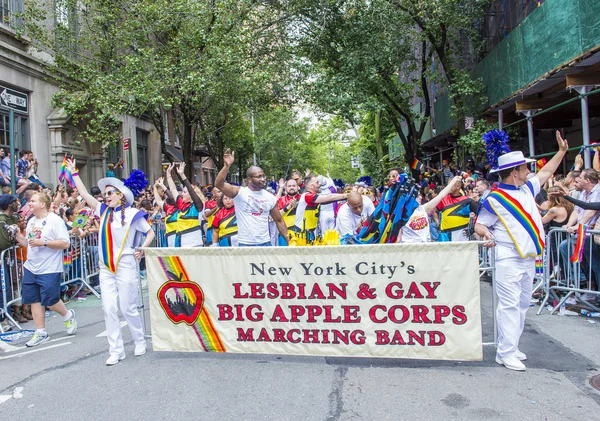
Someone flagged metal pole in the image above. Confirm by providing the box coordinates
[251,111,256,166]
[498,109,503,130]
[526,115,535,157]
[490,248,498,347]
[579,86,592,168]
[8,108,16,194]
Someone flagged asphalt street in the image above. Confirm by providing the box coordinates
[1,280,599,421]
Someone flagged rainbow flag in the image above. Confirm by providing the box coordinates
[570,224,588,263]
[58,155,76,188]
[411,159,424,171]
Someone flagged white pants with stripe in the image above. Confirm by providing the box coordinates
[494,255,534,358]
[99,255,145,356]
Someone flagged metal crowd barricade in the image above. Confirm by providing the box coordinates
[61,234,101,299]
[0,246,25,333]
[478,243,498,346]
[82,232,101,297]
[151,219,166,248]
[538,227,600,314]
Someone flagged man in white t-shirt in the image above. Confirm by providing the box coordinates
[215,149,288,246]
[16,192,77,346]
[336,192,375,237]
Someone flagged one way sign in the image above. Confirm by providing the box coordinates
[0,86,28,114]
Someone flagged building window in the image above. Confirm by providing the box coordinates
[0,111,29,153]
[54,0,78,56]
[0,0,24,30]
[136,128,149,174]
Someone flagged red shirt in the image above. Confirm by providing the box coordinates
[205,200,217,210]
[436,194,470,212]
[212,207,236,228]
[176,196,192,212]
[277,194,301,210]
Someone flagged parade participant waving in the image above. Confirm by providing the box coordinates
[203,187,222,245]
[277,178,301,245]
[292,173,348,242]
[66,158,155,365]
[153,173,178,247]
[165,163,206,247]
[211,195,238,247]
[215,149,288,246]
[16,192,77,346]
[475,130,567,371]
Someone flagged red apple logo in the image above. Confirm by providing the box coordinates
[157,274,204,325]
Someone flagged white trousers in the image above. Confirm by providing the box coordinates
[319,210,336,233]
[494,256,534,358]
[99,255,145,355]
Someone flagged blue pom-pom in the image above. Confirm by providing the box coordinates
[357,176,372,186]
[483,129,511,168]
[124,169,148,197]
[268,181,277,191]
[333,178,345,189]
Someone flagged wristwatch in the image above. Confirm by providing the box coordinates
[43,239,48,247]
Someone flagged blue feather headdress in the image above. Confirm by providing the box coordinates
[333,178,345,189]
[357,175,372,186]
[483,129,511,169]
[124,169,148,197]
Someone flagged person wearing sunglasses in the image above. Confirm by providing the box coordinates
[66,159,155,365]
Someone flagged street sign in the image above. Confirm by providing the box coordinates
[0,86,28,114]
[351,156,360,168]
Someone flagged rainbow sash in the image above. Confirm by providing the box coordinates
[98,205,144,273]
[157,256,225,352]
[485,188,544,258]
[570,224,588,263]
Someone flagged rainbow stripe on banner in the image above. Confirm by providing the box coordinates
[488,189,545,255]
[570,224,588,263]
[157,256,226,352]
[411,159,424,171]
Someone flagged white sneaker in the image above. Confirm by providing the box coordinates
[514,350,527,361]
[25,331,49,347]
[106,352,126,366]
[496,355,526,371]
[134,342,147,356]
[64,310,77,335]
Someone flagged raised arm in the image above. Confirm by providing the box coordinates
[164,163,179,200]
[153,177,165,208]
[177,163,204,211]
[594,147,600,172]
[66,158,98,209]
[536,130,568,187]
[423,176,462,214]
[215,149,241,199]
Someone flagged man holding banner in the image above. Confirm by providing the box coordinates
[475,130,568,371]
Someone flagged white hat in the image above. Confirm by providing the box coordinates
[97,177,134,207]
[489,151,535,173]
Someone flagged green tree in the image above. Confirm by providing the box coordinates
[279,0,488,172]
[24,0,292,177]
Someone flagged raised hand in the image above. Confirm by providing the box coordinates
[556,130,568,152]
[224,149,235,167]
[278,178,285,189]
[177,162,186,176]
[165,163,175,178]
[575,154,583,170]
[65,158,77,173]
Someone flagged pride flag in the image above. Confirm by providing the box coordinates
[58,155,76,188]
[570,224,588,263]
[411,159,424,171]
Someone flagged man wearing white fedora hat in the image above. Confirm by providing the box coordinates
[475,130,568,371]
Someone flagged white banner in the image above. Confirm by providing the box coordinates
[146,243,482,361]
